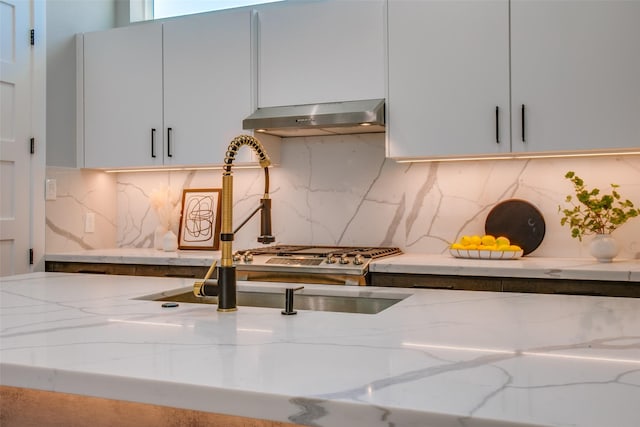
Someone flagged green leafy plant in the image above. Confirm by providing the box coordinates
[559,171,639,241]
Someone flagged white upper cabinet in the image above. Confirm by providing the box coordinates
[256,0,385,107]
[387,0,640,160]
[83,23,164,168]
[387,0,510,159]
[82,8,260,169]
[511,0,640,153]
[162,9,253,166]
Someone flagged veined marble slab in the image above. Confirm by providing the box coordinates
[47,138,640,262]
[45,249,639,282]
[2,273,639,427]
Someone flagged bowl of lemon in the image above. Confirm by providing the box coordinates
[449,234,523,260]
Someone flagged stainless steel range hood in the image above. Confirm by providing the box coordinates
[243,99,385,137]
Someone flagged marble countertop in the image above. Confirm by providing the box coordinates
[2,272,639,427]
[370,253,640,282]
[46,248,221,266]
[45,248,640,282]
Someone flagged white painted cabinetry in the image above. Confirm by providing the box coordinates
[387,0,640,160]
[256,0,385,107]
[510,0,640,153]
[83,23,164,168]
[162,9,253,166]
[82,8,260,169]
[387,0,510,159]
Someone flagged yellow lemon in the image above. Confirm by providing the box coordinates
[508,245,522,251]
[495,236,510,246]
[481,235,496,246]
[470,235,482,246]
[464,244,478,250]
[496,244,511,251]
[451,243,465,249]
[460,235,472,246]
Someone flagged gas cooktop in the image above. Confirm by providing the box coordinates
[233,245,402,286]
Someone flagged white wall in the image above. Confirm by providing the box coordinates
[46,0,115,167]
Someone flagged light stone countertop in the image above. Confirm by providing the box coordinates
[46,248,222,266]
[1,272,640,427]
[369,253,640,282]
[45,249,640,282]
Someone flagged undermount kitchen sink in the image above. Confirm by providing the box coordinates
[136,286,407,314]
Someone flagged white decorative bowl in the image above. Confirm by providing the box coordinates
[449,248,523,260]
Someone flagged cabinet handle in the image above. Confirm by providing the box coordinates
[151,128,157,158]
[521,104,526,142]
[167,127,173,157]
[495,106,500,144]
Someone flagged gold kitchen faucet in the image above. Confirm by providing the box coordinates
[193,135,272,312]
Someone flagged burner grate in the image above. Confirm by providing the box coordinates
[241,245,402,259]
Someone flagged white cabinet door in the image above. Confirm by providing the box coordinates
[511,0,640,153]
[83,23,163,168]
[387,0,510,159]
[257,0,385,107]
[163,9,253,166]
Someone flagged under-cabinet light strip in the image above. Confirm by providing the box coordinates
[394,150,640,163]
[101,150,640,171]
[102,165,265,173]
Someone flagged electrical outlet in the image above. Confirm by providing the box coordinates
[85,212,95,233]
[45,179,57,200]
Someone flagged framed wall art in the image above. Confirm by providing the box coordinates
[178,188,222,250]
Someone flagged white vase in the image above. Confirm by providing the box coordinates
[154,225,168,250]
[589,233,619,263]
[162,230,178,252]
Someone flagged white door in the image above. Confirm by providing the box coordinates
[0,0,31,276]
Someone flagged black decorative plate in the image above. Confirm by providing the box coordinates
[484,199,546,256]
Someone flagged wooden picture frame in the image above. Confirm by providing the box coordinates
[178,188,222,250]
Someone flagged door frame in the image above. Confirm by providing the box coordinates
[31,0,46,272]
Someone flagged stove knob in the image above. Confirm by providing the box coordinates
[232,251,242,262]
[353,254,365,265]
[339,254,350,264]
[326,254,337,264]
[243,252,254,263]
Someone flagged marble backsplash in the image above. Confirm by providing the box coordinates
[46,134,640,259]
